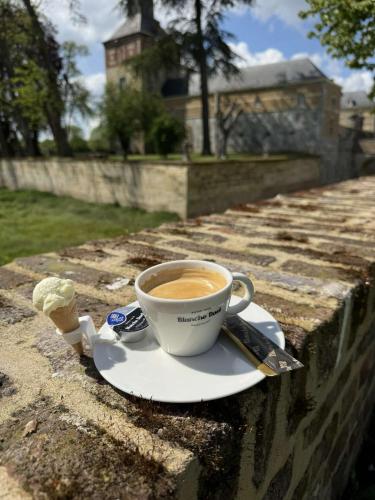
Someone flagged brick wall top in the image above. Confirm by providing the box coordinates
[1,176,375,498]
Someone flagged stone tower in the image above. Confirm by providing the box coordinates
[103,0,164,92]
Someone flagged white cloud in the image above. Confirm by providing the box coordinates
[42,0,121,45]
[233,0,308,28]
[81,72,106,96]
[333,71,373,93]
[291,52,322,68]
[230,42,285,67]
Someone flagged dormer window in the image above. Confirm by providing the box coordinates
[119,77,126,90]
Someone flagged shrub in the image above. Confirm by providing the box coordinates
[149,114,185,157]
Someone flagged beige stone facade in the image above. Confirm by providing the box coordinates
[340,91,375,135]
[165,79,341,155]
[340,108,375,134]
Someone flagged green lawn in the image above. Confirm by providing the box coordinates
[0,188,178,266]
[108,152,310,163]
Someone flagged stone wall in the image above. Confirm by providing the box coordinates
[187,157,320,218]
[0,156,320,218]
[0,158,188,217]
[0,176,374,499]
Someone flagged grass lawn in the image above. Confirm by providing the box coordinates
[107,152,309,163]
[0,188,178,266]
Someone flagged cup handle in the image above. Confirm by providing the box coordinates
[226,272,254,316]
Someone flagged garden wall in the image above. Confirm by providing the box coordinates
[0,177,375,499]
[0,156,320,218]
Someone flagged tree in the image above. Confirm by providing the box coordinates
[149,114,185,157]
[67,125,90,153]
[119,0,255,155]
[300,0,375,98]
[89,124,112,154]
[61,42,93,130]
[101,84,163,158]
[21,0,73,156]
[0,0,91,158]
[215,93,243,159]
[0,1,43,156]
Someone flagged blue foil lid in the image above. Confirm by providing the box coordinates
[106,306,148,335]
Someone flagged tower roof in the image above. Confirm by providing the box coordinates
[104,1,162,44]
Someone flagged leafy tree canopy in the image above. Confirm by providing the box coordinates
[101,83,163,158]
[300,0,375,98]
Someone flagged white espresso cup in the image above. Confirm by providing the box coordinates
[135,260,254,356]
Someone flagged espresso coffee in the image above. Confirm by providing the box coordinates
[145,267,227,300]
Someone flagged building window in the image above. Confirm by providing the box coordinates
[331,97,337,107]
[118,77,126,90]
[254,96,262,109]
[296,93,306,108]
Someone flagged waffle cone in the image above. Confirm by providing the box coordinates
[49,298,83,354]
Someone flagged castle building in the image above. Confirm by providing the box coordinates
[103,2,342,159]
[340,91,375,136]
[103,0,165,93]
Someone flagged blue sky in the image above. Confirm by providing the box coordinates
[42,0,373,134]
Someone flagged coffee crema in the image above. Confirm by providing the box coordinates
[145,267,227,300]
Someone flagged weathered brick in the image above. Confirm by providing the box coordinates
[328,418,352,471]
[309,412,339,479]
[355,324,375,359]
[331,460,349,500]
[340,379,359,423]
[0,398,174,499]
[315,308,342,380]
[0,294,35,325]
[16,255,122,289]
[58,247,111,261]
[286,337,315,436]
[253,378,282,488]
[348,282,373,348]
[76,295,117,325]
[121,242,187,269]
[281,260,361,283]
[304,361,351,448]
[291,470,310,500]
[166,239,276,267]
[249,243,369,269]
[0,372,16,398]
[262,455,293,500]
[1,175,375,499]
[255,292,333,325]
[0,268,32,290]
[161,227,228,243]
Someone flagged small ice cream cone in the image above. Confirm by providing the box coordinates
[49,298,83,354]
[33,277,84,355]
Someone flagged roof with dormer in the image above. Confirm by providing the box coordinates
[341,91,374,110]
[162,58,333,98]
[104,13,163,44]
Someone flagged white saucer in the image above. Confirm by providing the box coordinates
[93,297,285,403]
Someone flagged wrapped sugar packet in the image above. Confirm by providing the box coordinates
[224,314,303,375]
